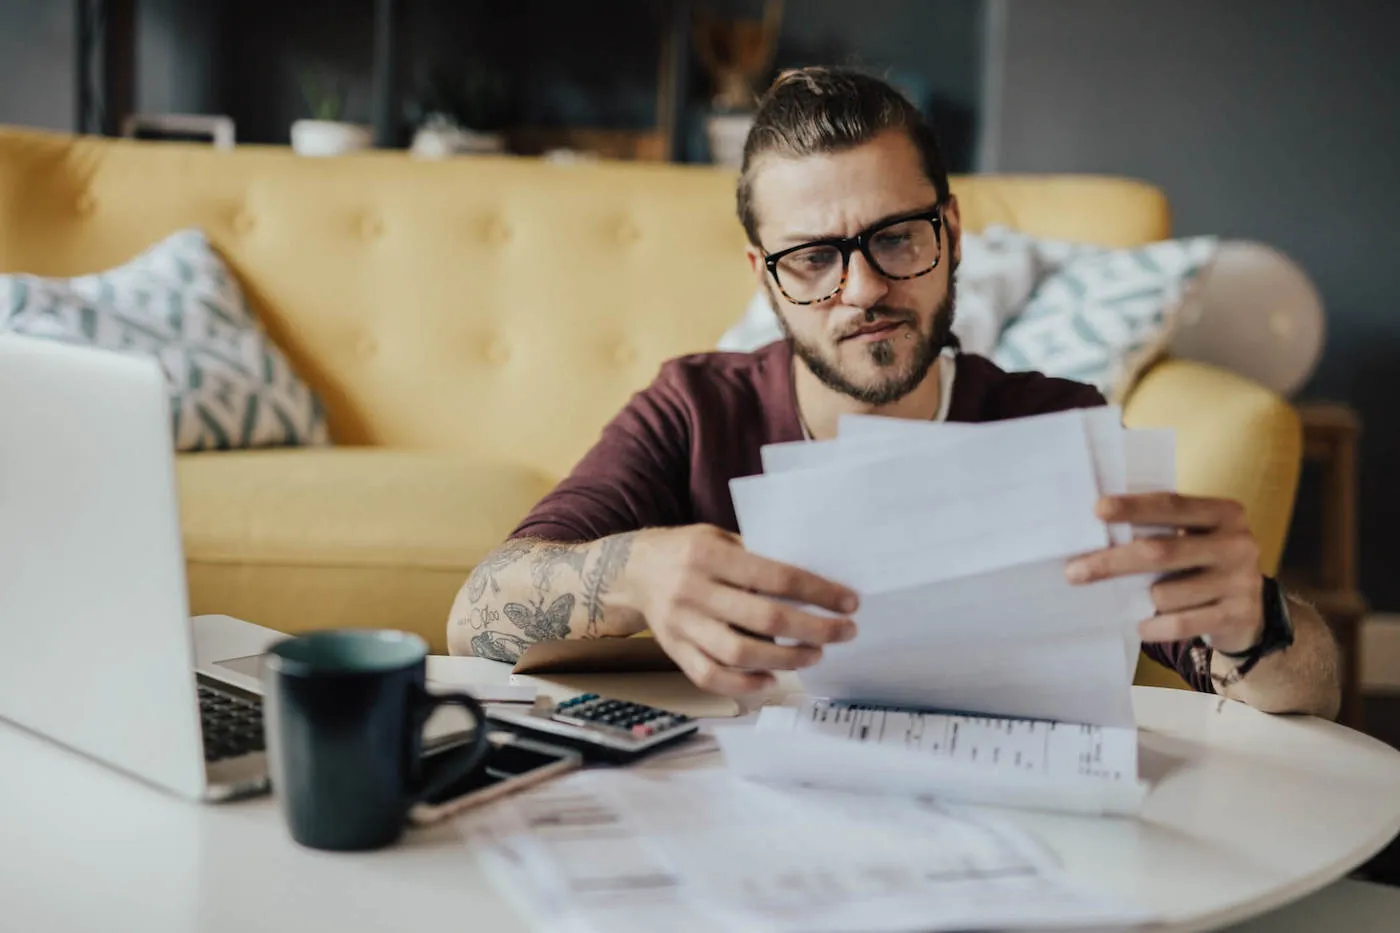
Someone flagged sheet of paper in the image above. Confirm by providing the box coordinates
[460,768,1156,931]
[734,409,1178,728]
[731,412,1108,593]
[800,603,1138,727]
[766,699,1139,780]
[718,715,1148,817]
[425,656,538,702]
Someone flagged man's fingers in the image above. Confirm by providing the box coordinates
[663,636,775,697]
[681,613,823,671]
[1150,569,1255,614]
[691,583,856,645]
[705,540,859,615]
[1097,493,1247,532]
[1139,598,1255,644]
[1067,532,1252,584]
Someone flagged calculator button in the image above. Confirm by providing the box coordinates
[631,724,654,738]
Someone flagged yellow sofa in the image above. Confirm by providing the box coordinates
[0,127,1300,688]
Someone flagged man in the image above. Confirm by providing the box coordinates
[447,67,1340,719]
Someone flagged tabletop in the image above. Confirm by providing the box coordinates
[3,664,1400,933]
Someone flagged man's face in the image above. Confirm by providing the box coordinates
[746,129,962,405]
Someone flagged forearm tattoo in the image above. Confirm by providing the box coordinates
[458,532,639,656]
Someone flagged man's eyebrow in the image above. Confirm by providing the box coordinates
[769,201,943,248]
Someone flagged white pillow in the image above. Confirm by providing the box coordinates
[0,229,330,451]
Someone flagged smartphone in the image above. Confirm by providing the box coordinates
[408,731,582,825]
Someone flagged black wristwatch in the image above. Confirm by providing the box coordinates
[1210,575,1295,685]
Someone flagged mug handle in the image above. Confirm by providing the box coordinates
[409,689,492,805]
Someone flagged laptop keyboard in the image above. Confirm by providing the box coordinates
[198,684,265,762]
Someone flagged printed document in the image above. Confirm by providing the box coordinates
[729,407,1175,728]
[459,767,1157,932]
[724,408,1175,811]
[717,700,1148,815]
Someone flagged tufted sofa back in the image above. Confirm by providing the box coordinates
[0,127,1170,479]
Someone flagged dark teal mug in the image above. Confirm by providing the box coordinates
[262,629,490,851]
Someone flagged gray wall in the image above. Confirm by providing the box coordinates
[0,0,75,131]
[987,0,1400,610]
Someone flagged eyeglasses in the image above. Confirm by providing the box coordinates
[762,205,945,305]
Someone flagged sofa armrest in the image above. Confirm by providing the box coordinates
[1121,358,1303,690]
[1122,357,1302,575]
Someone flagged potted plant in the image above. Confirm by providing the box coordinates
[291,67,373,157]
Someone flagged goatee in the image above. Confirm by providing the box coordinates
[772,277,958,407]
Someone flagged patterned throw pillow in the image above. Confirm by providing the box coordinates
[0,229,329,451]
[992,236,1219,400]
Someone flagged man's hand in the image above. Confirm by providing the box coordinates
[1065,493,1264,653]
[617,525,860,696]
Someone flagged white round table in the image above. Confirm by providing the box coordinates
[2,685,1398,933]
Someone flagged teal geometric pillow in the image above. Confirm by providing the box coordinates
[992,236,1219,397]
[0,229,330,451]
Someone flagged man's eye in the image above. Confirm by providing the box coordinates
[874,232,912,248]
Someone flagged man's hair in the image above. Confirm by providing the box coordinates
[736,67,952,247]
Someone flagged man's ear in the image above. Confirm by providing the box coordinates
[745,244,767,286]
[943,194,963,267]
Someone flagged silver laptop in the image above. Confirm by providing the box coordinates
[0,334,271,801]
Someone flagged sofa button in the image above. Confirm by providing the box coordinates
[485,338,511,364]
[232,211,256,235]
[483,217,511,245]
[359,214,383,239]
[615,217,640,244]
[75,192,97,216]
[612,342,636,365]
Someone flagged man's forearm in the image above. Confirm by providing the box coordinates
[446,533,645,662]
[1212,595,1342,719]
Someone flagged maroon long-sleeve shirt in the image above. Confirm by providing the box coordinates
[511,339,1210,692]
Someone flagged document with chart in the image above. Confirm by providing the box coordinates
[725,407,1175,814]
[460,768,1157,932]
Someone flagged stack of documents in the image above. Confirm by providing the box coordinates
[461,768,1158,932]
[721,407,1176,815]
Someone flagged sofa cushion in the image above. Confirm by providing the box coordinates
[0,229,329,451]
[991,236,1219,400]
[176,449,555,651]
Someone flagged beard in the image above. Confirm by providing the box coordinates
[770,276,958,407]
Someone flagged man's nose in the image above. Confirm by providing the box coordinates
[840,250,890,309]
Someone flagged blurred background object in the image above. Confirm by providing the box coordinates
[291,63,372,156]
[1170,241,1326,400]
[692,0,783,166]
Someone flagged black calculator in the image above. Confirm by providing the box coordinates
[484,693,699,763]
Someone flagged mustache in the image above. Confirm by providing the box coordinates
[836,307,918,340]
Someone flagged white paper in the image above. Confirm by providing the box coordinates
[801,604,1137,727]
[460,768,1156,931]
[717,698,1148,816]
[731,412,1108,593]
[425,656,537,703]
[729,408,1177,732]
[718,720,1148,817]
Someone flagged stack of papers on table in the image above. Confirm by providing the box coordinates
[460,768,1158,932]
[721,407,1175,815]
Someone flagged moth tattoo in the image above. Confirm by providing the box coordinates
[503,593,576,642]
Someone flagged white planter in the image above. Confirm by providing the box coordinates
[290,120,374,157]
[706,112,755,168]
